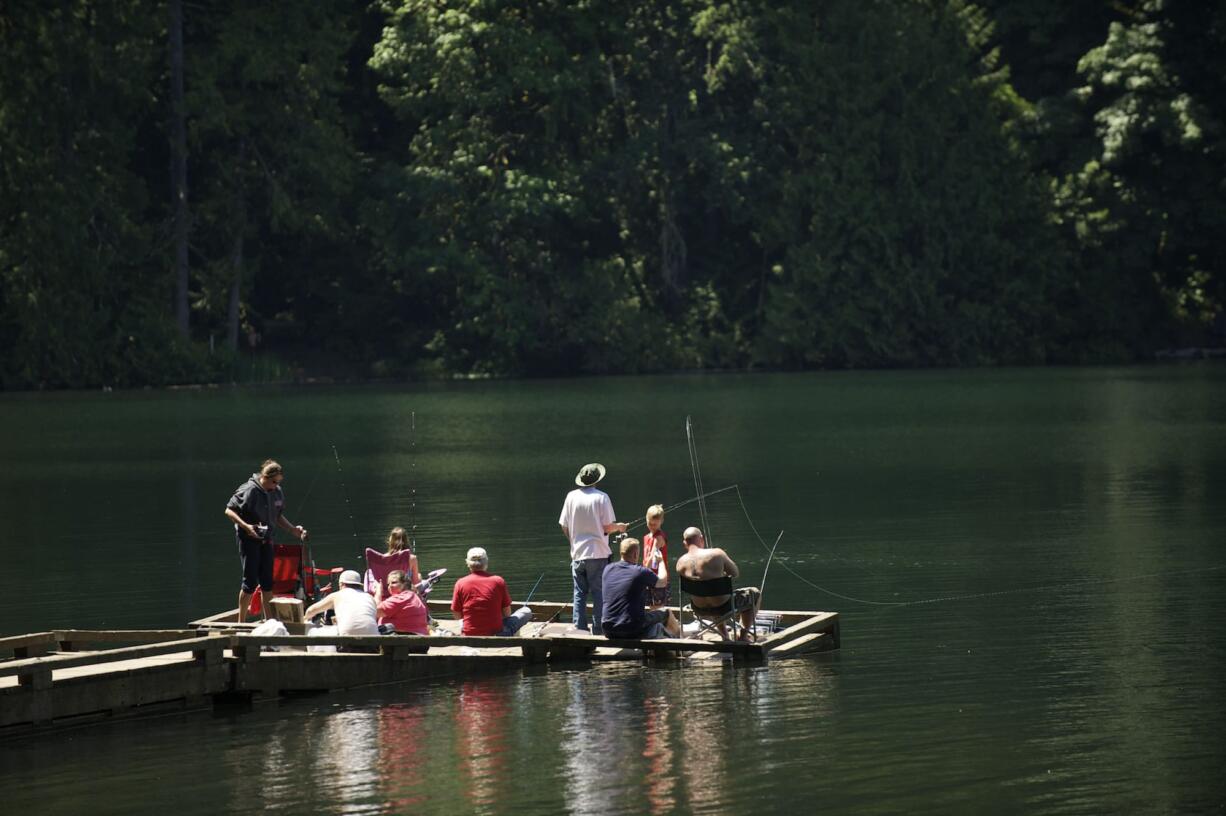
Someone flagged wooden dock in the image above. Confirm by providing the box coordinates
[1,602,838,735]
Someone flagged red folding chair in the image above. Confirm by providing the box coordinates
[250,541,342,618]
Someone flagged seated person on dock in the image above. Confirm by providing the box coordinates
[450,548,531,637]
[676,527,761,642]
[375,569,429,635]
[601,537,680,640]
[305,570,380,641]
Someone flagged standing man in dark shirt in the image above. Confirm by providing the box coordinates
[224,459,309,622]
[602,537,680,640]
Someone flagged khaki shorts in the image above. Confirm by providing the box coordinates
[732,587,761,613]
[693,586,760,616]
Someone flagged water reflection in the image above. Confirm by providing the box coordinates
[454,679,511,814]
[311,707,382,814]
[676,670,732,814]
[642,695,676,814]
[376,703,428,811]
[561,672,617,816]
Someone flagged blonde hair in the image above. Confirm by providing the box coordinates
[386,526,408,553]
[646,504,664,522]
[620,537,641,562]
[260,459,282,478]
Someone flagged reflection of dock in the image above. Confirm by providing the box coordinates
[1,601,837,734]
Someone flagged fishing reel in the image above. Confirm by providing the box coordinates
[609,531,628,563]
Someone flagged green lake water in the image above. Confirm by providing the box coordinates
[1,366,1224,814]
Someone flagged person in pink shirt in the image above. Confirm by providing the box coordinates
[375,569,429,635]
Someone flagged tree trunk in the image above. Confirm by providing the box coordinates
[226,141,248,352]
[226,230,243,352]
[168,0,189,338]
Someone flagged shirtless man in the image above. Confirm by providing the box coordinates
[675,527,761,641]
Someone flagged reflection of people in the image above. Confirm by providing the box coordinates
[224,459,309,622]
[676,527,761,641]
[642,695,677,815]
[375,570,429,635]
[377,704,428,810]
[558,463,627,634]
[450,548,530,636]
[641,504,670,607]
[602,538,679,639]
[305,569,379,637]
[455,680,509,814]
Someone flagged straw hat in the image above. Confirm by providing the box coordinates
[574,463,606,487]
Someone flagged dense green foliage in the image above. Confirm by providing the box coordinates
[1,0,1221,388]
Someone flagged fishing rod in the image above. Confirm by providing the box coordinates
[685,416,713,549]
[331,444,361,556]
[758,530,784,609]
[531,609,563,637]
[522,572,545,604]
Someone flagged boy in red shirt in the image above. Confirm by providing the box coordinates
[641,504,671,608]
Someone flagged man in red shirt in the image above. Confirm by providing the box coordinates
[375,569,429,635]
[450,547,531,636]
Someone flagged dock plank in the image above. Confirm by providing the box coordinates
[761,611,839,654]
[0,636,225,680]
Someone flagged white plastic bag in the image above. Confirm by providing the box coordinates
[249,618,289,651]
[307,624,338,653]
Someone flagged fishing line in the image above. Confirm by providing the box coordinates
[293,467,322,517]
[331,444,361,555]
[623,484,741,533]
[885,563,1226,608]
[729,484,1226,608]
[408,411,418,554]
[730,485,906,606]
[685,416,712,548]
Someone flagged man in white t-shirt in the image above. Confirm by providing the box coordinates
[305,569,380,650]
[558,463,627,634]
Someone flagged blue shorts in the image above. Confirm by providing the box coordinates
[239,536,274,593]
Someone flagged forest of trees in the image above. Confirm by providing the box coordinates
[1,0,1222,389]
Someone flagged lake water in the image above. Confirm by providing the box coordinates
[2,366,1224,814]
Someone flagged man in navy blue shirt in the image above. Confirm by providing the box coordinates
[601,537,680,639]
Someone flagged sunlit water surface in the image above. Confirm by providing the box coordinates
[1,366,1224,814]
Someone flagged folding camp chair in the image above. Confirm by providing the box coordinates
[679,574,747,641]
[364,547,418,598]
[249,541,341,618]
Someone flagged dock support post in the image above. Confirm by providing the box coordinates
[380,644,410,662]
[19,668,52,691]
[521,643,548,664]
[193,638,223,667]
